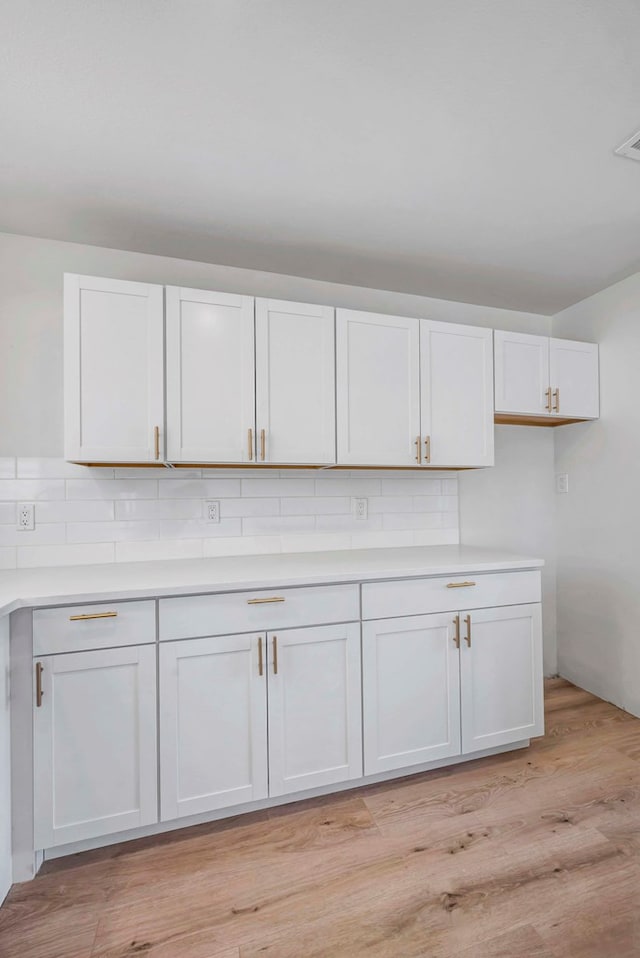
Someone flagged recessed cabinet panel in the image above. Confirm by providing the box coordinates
[267,623,362,796]
[336,310,421,466]
[64,274,164,462]
[494,330,551,416]
[166,287,255,463]
[34,646,158,849]
[159,634,268,820]
[460,603,544,754]
[255,299,336,464]
[421,321,494,467]
[362,614,461,775]
[549,338,599,419]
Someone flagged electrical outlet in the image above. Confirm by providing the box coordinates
[206,500,220,523]
[352,497,368,520]
[17,502,35,531]
[556,473,569,494]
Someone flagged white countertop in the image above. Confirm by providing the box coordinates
[0,545,543,616]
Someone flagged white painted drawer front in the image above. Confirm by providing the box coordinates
[159,585,359,641]
[361,571,541,620]
[33,601,156,656]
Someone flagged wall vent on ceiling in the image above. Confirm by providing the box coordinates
[615,130,640,161]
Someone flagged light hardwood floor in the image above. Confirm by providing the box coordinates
[2,678,640,957]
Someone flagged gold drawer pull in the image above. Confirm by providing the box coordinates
[446,581,476,589]
[258,636,264,677]
[424,435,431,463]
[273,635,278,674]
[247,596,285,605]
[69,611,118,621]
[544,387,552,413]
[248,428,254,461]
[260,428,266,462]
[464,614,472,648]
[414,436,422,464]
[452,615,460,650]
[553,387,560,413]
[35,662,44,707]
[154,425,160,461]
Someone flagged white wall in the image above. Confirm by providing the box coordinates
[459,425,557,675]
[553,270,640,713]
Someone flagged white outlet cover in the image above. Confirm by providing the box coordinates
[556,474,569,494]
[206,500,220,523]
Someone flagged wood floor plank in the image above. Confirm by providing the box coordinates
[3,678,640,958]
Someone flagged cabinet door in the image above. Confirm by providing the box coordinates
[549,338,599,419]
[420,321,494,467]
[362,614,461,775]
[494,330,550,416]
[255,299,335,464]
[159,634,267,820]
[460,604,543,754]
[166,287,255,463]
[64,274,164,462]
[336,310,421,465]
[34,646,158,849]
[267,624,362,796]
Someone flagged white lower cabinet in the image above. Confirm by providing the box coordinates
[362,613,461,775]
[159,634,268,820]
[460,603,544,753]
[267,623,362,796]
[34,645,158,849]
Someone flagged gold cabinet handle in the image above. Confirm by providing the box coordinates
[154,425,160,461]
[247,596,285,605]
[35,662,44,707]
[414,436,422,464]
[446,581,476,589]
[553,388,560,413]
[247,428,254,461]
[424,436,431,463]
[258,636,264,677]
[464,614,472,648]
[545,387,552,413]
[273,635,278,675]
[452,615,460,650]
[69,611,118,621]
[260,428,266,462]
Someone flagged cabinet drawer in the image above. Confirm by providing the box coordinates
[33,601,156,656]
[159,585,359,641]
[362,571,541,620]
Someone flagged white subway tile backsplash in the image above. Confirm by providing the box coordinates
[0,479,65,501]
[17,543,115,568]
[115,499,203,520]
[67,521,160,543]
[66,479,159,500]
[163,479,241,499]
[115,539,204,563]
[241,478,315,497]
[0,458,459,569]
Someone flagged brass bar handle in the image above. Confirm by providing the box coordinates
[446,581,476,589]
[154,425,160,461]
[69,611,118,621]
[260,428,266,462]
[273,635,278,675]
[544,387,552,413]
[248,428,254,462]
[258,636,264,677]
[464,614,472,648]
[553,388,560,413]
[35,662,44,708]
[247,596,285,605]
[424,436,431,463]
[452,615,460,650]
[414,436,421,464]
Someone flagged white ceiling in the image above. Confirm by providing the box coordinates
[2,0,640,314]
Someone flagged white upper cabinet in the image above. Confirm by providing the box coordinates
[421,321,494,467]
[495,330,599,421]
[255,299,336,464]
[336,310,421,466]
[494,330,550,416]
[549,338,600,420]
[166,287,255,463]
[64,274,164,463]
